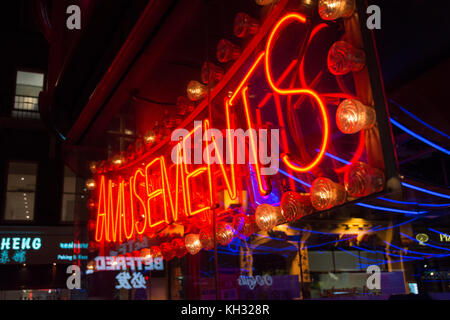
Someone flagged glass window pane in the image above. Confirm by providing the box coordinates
[61,166,77,222]
[4,162,38,221]
[61,194,75,222]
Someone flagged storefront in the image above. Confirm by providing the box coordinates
[38,0,450,300]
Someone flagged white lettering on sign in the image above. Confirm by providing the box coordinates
[237,275,273,290]
[95,256,164,272]
[0,237,42,251]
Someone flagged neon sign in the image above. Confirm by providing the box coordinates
[91,7,391,251]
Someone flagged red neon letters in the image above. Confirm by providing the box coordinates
[94,12,331,243]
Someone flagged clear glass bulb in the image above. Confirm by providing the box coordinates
[318,0,355,20]
[150,246,162,259]
[216,39,241,63]
[216,223,235,246]
[310,177,346,210]
[171,238,187,258]
[89,161,97,174]
[281,191,314,222]
[160,242,175,261]
[86,179,96,190]
[234,12,259,38]
[345,162,385,197]
[111,153,125,167]
[233,213,258,238]
[201,62,224,85]
[199,229,214,250]
[185,234,202,255]
[255,204,282,231]
[327,40,365,75]
[140,248,151,260]
[187,80,207,101]
[336,99,376,134]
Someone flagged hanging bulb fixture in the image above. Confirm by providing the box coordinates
[310,177,346,210]
[216,39,241,63]
[187,80,208,101]
[280,191,314,222]
[336,99,376,134]
[233,12,259,38]
[185,234,202,255]
[199,228,215,250]
[201,62,224,85]
[344,162,385,197]
[86,179,96,190]
[318,0,355,21]
[216,223,235,246]
[327,40,365,75]
[255,204,283,231]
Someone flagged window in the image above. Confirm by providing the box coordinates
[13,71,44,119]
[4,162,38,221]
[61,166,77,222]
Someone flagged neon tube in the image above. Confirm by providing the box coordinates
[401,182,450,200]
[390,118,450,155]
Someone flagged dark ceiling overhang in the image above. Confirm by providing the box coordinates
[39,0,174,143]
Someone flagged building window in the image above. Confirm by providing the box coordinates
[13,71,44,119]
[61,166,77,222]
[4,162,38,221]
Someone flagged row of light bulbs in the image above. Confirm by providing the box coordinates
[122,160,383,260]
[88,0,364,174]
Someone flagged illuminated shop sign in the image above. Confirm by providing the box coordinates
[89,3,394,259]
[115,272,146,290]
[94,256,164,271]
[0,227,87,265]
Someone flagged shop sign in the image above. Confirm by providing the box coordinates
[94,255,164,271]
[91,8,393,246]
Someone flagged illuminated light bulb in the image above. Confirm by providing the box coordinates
[187,80,208,101]
[143,130,157,146]
[255,204,283,231]
[199,229,215,250]
[87,261,96,270]
[216,223,235,246]
[233,12,260,38]
[233,213,258,238]
[336,99,376,134]
[255,0,275,5]
[89,161,97,174]
[171,238,187,258]
[318,0,355,20]
[310,177,346,210]
[140,248,151,260]
[344,162,385,197]
[216,39,241,63]
[185,234,202,255]
[159,243,175,261]
[85,179,96,190]
[280,191,314,222]
[150,246,162,259]
[201,62,224,85]
[176,96,195,116]
[327,41,365,75]
[111,153,125,167]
